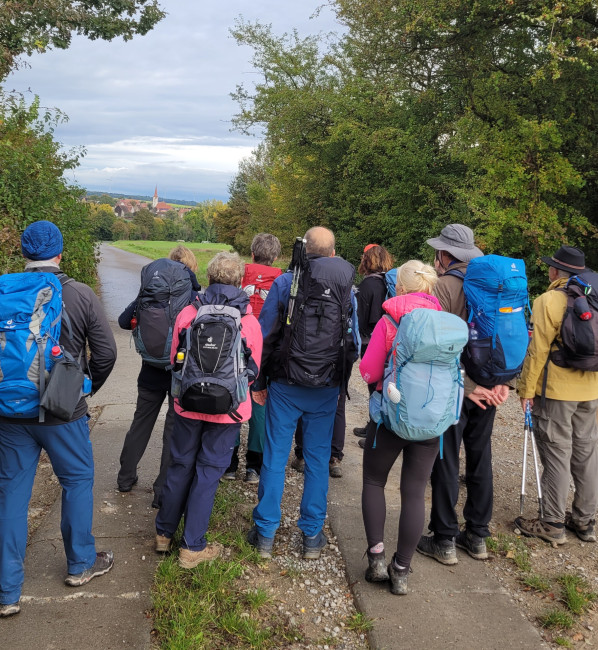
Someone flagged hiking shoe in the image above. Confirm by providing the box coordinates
[303,530,328,559]
[365,549,389,582]
[565,512,596,542]
[416,535,458,565]
[65,551,114,586]
[388,557,409,595]
[244,468,260,484]
[514,517,566,545]
[329,457,342,478]
[353,427,367,438]
[358,438,366,449]
[118,476,138,492]
[179,543,222,569]
[0,602,20,617]
[155,534,171,553]
[221,470,236,481]
[290,456,305,473]
[247,525,274,559]
[456,529,488,560]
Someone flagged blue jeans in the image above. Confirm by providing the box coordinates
[253,381,339,538]
[0,417,96,605]
[155,414,239,551]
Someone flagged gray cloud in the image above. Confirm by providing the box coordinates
[6,1,339,201]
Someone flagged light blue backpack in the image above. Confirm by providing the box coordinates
[369,309,469,449]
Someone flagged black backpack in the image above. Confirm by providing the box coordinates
[132,259,193,368]
[282,256,356,388]
[550,271,598,372]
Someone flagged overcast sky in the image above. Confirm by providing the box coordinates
[5,1,339,203]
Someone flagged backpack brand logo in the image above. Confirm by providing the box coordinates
[322,288,331,298]
[511,263,518,271]
[208,337,213,343]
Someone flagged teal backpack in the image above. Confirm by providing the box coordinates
[369,308,469,451]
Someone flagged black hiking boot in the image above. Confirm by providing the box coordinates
[365,549,389,582]
[456,529,488,560]
[416,535,458,565]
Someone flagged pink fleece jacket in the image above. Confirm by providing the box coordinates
[171,303,263,423]
[359,292,442,389]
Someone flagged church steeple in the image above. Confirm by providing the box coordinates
[152,186,158,209]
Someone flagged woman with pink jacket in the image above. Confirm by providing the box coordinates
[154,252,262,569]
[359,260,441,595]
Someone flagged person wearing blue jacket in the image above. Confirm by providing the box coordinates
[247,227,359,561]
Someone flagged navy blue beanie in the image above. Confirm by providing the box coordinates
[21,221,64,261]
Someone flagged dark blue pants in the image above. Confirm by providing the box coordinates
[429,399,496,539]
[0,417,96,605]
[155,414,239,551]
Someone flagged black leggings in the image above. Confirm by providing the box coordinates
[362,420,439,567]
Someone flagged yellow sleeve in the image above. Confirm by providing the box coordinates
[517,291,564,398]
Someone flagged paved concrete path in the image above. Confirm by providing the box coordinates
[329,385,547,649]
[3,244,547,649]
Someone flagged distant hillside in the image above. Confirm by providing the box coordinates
[86,191,198,207]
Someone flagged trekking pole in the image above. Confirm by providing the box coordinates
[526,403,545,520]
[286,237,306,325]
[520,408,529,516]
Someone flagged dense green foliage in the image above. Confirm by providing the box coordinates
[0,93,97,285]
[226,1,598,291]
[0,0,165,80]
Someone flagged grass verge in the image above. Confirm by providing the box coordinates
[488,532,596,644]
[151,482,299,649]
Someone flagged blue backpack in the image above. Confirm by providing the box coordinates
[369,309,469,447]
[384,268,398,299]
[0,272,65,420]
[447,255,530,386]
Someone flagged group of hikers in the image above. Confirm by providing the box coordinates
[1,219,597,616]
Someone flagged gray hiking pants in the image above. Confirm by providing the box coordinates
[532,397,598,526]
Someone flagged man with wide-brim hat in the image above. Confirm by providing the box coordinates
[516,244,598,545]
[417,223,509,567]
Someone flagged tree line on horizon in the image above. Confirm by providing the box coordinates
[217,0,598,294]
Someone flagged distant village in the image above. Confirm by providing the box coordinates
[86,187,194,220]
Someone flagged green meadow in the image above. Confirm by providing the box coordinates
[110,241,287,287]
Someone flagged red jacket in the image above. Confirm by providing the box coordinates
[242,263,283,319]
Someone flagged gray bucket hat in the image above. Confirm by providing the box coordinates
[426,224,483,262]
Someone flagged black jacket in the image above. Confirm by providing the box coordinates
[356,273,386,348]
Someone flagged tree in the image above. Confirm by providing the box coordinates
[0,0,165,80]
[231,3,598,289]
[0,92,96,284]
[89,203,116,241]
[132,208,155,240]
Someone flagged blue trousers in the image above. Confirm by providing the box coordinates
[253,382,339,538]
[155,414,239,551]
[0,417,96,605]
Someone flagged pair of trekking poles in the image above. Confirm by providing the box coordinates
[520,403,544,519]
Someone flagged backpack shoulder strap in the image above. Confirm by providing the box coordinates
[444,268,465,281]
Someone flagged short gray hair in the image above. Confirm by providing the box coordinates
[207,252,245,286]
[251,233,281,265]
